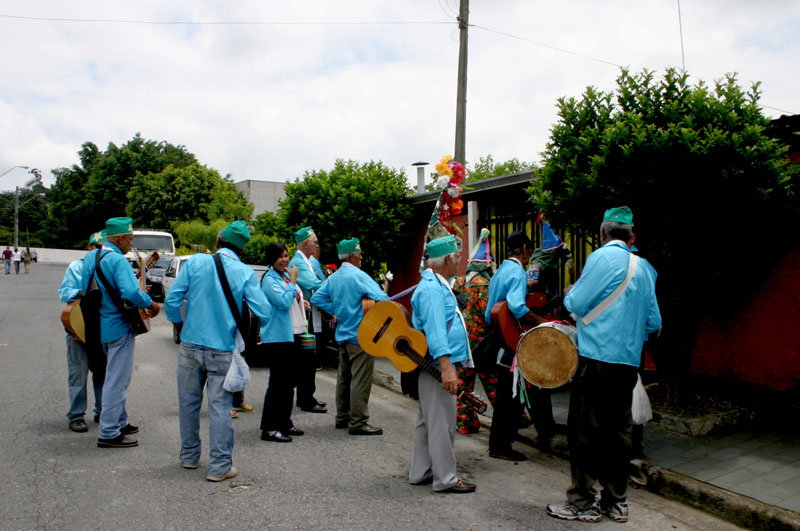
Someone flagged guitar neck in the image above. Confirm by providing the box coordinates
[396,342,442,383]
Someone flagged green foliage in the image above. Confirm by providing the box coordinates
[43,133,253,249]
[172,219,229,251]
[426,155,537,191]
[253,210,291,241]
[127,163,252,228]
[530,67,799,315]
[468,155,537,182]
[281,159,412,274]
[240,234,281,265]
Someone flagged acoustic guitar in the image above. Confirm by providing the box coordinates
[490,292,551,353]
[61,299,86,343]
[128,249,159,335]
[358,300,487,413]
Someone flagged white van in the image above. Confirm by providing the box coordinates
[125,230,176,268]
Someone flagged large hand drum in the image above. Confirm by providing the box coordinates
[516,322,578,389]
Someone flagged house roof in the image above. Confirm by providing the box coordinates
[409,170,537,206]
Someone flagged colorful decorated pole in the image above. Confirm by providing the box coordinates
[420,155,468,271]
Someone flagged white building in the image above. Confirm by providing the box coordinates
[235,180,287,216]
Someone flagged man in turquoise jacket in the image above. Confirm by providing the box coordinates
[547,207,661,523]
[311,237,387,435]
[289,226,327,413]
[408,235,476,494]
[165,221,271,481]
[80,217,160,449]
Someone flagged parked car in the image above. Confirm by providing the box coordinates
[145,256,172,302]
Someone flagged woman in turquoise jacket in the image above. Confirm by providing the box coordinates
[258,243,309,443]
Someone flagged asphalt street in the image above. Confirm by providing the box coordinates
[0,262,739,530]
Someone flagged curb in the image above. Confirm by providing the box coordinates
[371,367,800,530]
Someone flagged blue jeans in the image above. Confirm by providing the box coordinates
[3,258,9,274]
[66,335,104,422]
[177,342,234,478]
[99,332,135,439]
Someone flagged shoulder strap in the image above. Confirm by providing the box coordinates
[580,253,638,327]
[212,253,244,331]
[94,250,126,313]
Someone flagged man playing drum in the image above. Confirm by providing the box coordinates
[484,230,546,461]
[547,207,661,523]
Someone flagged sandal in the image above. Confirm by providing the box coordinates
[230,409,239,419]
[234,402,255,413]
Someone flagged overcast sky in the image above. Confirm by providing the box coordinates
[1,1,797,193]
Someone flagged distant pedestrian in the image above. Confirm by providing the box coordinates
[546,207,661,524]
[2,246,11,274]
[12,248,21,274]
[22,247,32,274]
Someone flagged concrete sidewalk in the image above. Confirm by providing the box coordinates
[371,357,800,530]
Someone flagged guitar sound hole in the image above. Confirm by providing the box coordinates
[395,337,410,354]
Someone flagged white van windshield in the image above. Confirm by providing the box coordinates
[133,234,174,253]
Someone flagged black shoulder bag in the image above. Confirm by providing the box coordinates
[93,250,150,336]
[212,254,259,351]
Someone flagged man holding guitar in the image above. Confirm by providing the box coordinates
[80,217,160,449]
[484,230,546,462]
[408,235,476,494]
[59,230,107,433]
[311,237,387,435]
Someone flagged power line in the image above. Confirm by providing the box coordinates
[0,13,453,26]
[472,24,624,68]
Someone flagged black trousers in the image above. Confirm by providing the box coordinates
[295,343,318,408]
[567,356,638,510]
[260,340,299,433]
[489,366,523,452]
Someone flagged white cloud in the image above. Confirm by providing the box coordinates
[0,0,797,194]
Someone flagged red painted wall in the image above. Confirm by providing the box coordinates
[691,244,800,391]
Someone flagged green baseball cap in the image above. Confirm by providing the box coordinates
[89,230,107,244]
[105,217,134,236]
[336,237,361,255]
[294,226,316,243]
[221,220,251,250]
[603,206,633,226]
[426,234,458,259]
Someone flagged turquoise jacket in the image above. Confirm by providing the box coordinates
[310,263,387,345]
[59,258,83,303]
[164,249,271,352]
[259,267,303,344]
[410,269,470,365]
[80,242,153,344]
[289,251,324,299]
[310,256,326,281]
[485,258,528,325]
[564,240,662,367]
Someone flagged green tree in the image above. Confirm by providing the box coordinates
[126,163,252,228]
[281,159,412,274]
[530,67,799,402]
[468,155,537,182]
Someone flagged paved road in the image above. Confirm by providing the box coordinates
[0,263,739,530]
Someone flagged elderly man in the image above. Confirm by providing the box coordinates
[80,217,160,448]
[165,221,271,482]
[547,207,661,523]
[58,230,107,433]
[311,237,387,435]
[289,226,327,413]
[408,234,475,493]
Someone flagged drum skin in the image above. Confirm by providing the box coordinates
[516,323,578,389]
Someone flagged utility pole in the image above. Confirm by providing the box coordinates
[454,0,469,164]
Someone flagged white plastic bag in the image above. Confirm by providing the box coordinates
[631,373,653,425]
[223,349,250,393]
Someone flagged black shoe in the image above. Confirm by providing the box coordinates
[286,427,304,436]
[489,448,528,461]
[93,414,100,424]
[335,421,349,429]
[69,420,88,433]
[97,435,138,448]
[438,478,476,494]
[261,431,292,443]
[349,424,383,436]
[120,423,139,435]
[300,404,328,414]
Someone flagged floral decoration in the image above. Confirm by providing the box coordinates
[433,154,467,229]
